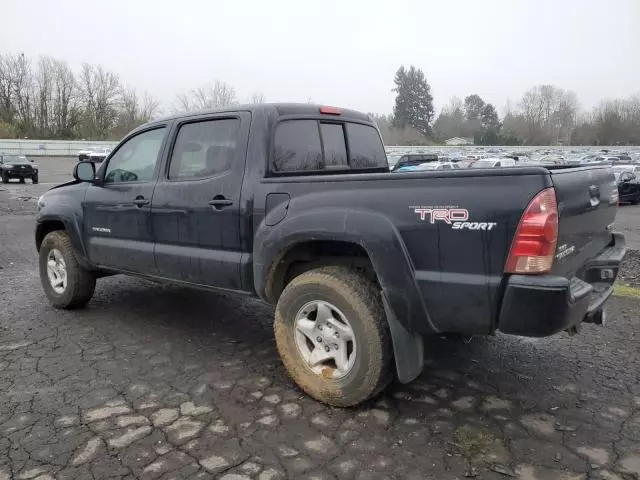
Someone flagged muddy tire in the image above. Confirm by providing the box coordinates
[274,266,393,407]
[39,231,96,309]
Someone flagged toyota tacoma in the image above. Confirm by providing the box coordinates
[35,103,625,406]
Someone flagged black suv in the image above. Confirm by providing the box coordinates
[0,155,39,184]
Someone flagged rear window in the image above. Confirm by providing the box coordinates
[347,123,387,169]
[320,123,348,169]
[272,121,323,172]
[271,120,386,174]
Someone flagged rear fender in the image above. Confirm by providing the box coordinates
[254,207,433,383]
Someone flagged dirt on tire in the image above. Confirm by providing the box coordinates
[39,230,96,309]
[274,265,393,407]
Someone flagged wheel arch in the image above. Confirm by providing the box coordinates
[35,215,92,269]
[254,208,431,384]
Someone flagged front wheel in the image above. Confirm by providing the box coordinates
[19,177,25,183]
[274,266,393,407]
[39,231,96,309]
[32,175,39,184]
[1,174,8,184]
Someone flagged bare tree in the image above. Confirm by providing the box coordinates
[175,80,237,113]
[250,92,266,104]
[5,54,36,136]
[51,59,78,138]
[35,56,55,137]
[115,87,160,137]
[0,54,17,124]
[518,85,579,144]
[78,63,121,139]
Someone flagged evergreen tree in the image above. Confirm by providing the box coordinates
[392,65,434,136]
[464,94,485,121]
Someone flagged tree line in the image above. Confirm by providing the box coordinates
[0,53,162,140]
[1,54,639,145]
[379,65,640,146]
[0,53,264,141]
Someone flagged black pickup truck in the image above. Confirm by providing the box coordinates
[35,104,626,406]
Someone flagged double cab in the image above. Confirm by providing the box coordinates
[35,104,625,406]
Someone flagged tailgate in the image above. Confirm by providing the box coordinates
[550,166,617,277]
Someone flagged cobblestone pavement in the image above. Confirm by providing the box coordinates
[1,182,640,480]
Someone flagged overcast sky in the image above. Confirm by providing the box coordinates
[3,0,639,115]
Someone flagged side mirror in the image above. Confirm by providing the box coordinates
[73,161,95,182]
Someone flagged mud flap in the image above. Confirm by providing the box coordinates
[382,292,424,383]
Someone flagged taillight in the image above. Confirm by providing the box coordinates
[505,188,558,274]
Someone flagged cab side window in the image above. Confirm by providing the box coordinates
[104,128,166,184]
[169,119,240,180]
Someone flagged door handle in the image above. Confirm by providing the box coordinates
[209,198,233,210]
[133,196,149,207]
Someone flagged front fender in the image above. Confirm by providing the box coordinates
[36,193,91,269]
[253,207,437,335]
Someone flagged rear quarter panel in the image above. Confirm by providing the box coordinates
[253,169,551,334]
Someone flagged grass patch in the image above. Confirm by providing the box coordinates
[614,283,640,298]
[453,425,495,456]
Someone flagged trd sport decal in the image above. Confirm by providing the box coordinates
[410,206,497,231]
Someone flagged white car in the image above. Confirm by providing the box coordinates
[471,158,517,168]
[78,147,112,162]
[593,155,621,164]
[413,162,461,171]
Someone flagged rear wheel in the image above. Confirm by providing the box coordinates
[39,231,96,309]
[32,175,38,184]
[274,266,393,407]
[19,177,25,183]
[1,173,8,183]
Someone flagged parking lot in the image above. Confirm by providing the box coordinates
[1,159,640,480]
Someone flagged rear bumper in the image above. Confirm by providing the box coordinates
[498,233,626,337]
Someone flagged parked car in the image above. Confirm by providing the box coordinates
[86,150,110,163]
[396,161,460,172]
[612,154,633,163]
[0,154,38,183]
[616,171,640,204]
[390,153,438,171]
[77,149,94,162]
[78,148,111,163]
[471,157,517,168]
[594,155,621,164]
[35,103,625,406]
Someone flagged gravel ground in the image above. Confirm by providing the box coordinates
[1,170,640,480]
[619,250,640,287]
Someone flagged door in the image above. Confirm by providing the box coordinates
[151,113,250,290]
[84,126,168,273]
